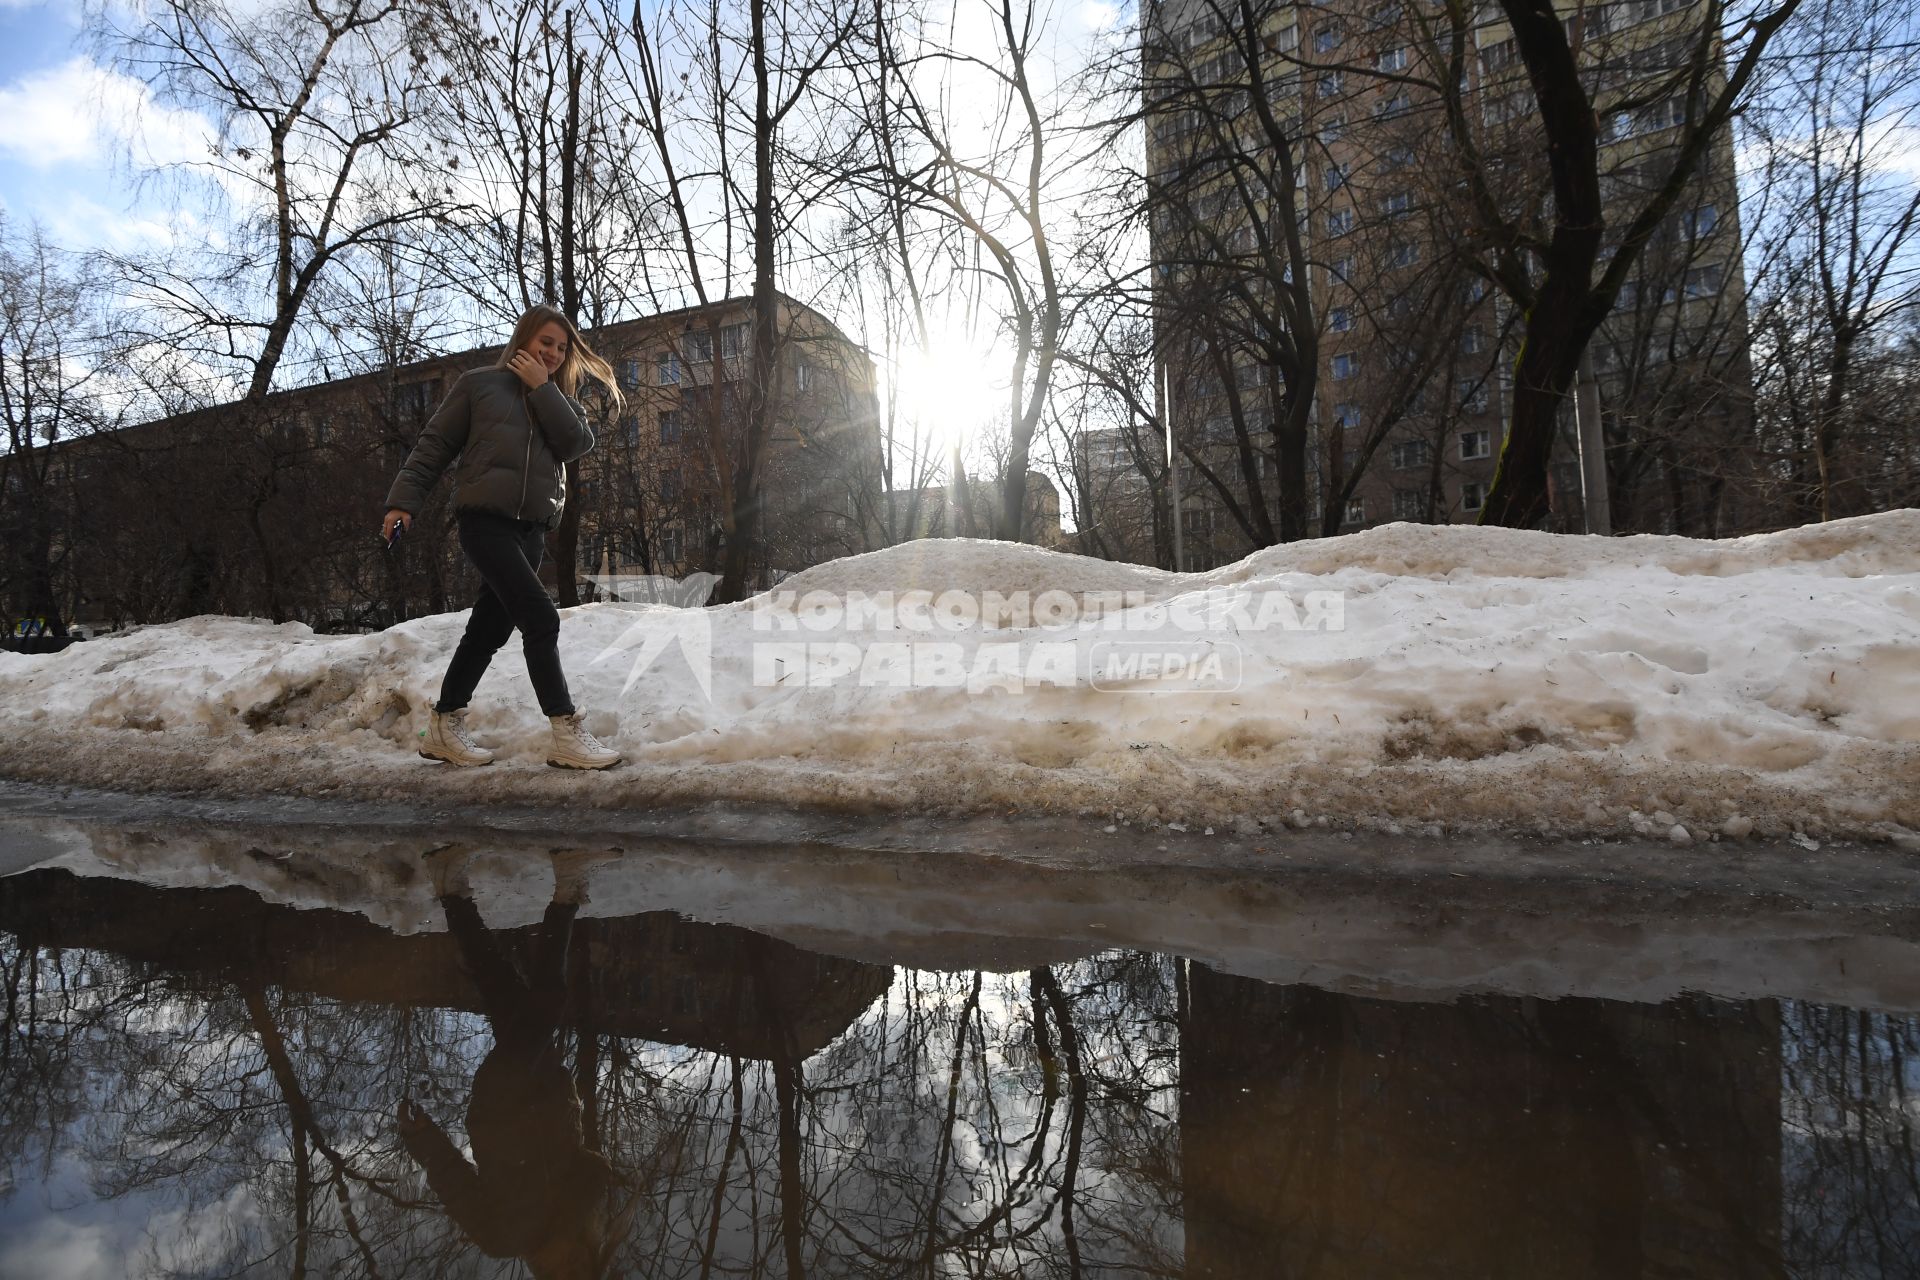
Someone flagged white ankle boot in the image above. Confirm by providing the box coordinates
[420,708,494,766]
[547,713,620,770]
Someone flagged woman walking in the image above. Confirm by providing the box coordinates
[382,304,622,770]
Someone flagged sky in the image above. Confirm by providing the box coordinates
[0,3,132,246]
[0,1,211,252]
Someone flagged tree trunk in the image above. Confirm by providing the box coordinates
[1813,326,1856,522]
[717,0,779,604]
[22,500,65,637]
[1478,285,1595,528]
[1477,0,1606,528]
[555,9,586,607]
[1274,370,1312,543]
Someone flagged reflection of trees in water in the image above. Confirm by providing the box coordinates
[1,943,88,1176]
[1781,1002,1920,1279]
[605,951,1185,1277]
[1,942,471,1274]
[4,871,1919,1278]
[0,882,1185,1278]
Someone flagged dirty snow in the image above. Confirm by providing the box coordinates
[1,511,1917,843]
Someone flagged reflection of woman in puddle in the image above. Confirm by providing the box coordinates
[396,847,621,1279]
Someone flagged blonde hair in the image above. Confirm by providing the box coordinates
[498,304,626,417]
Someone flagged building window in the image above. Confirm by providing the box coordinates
[1331,352,1359,380]
[1458,378,1491,413]
[1639,97,1689,134]
[617,358,643,390]
[1327,208,1355,236]
[1344,498,1366,526]
[1460,428,1492,459]
[721,322,749,359]
[661,526,682,563]
[1319,71,1345,97]
[1319,113,1347,142]
[1388,240,1419,268]
[1381,190,1412,217]
[1683,203,1718,237]
[395,378,440,420]
[795,358,814,392]
[1374,45,1408,72]
[660,467,683,501]
[1461,325,1487,354]
[1393,488,1429,520]
[686,329,714,362]
[618,414,639,446]
[659,409,683,443]
[1375,92,1412,119]
[1314,27,1341,54]
[1325,163,1348,192]
[1329,306,1353,333]
[1684,262,1724,298]
[658,352,682,385]
[1335,401,1362,429]
[1330,255,1355,282]
[1391,439,1430,469]
[1461,481,1485,512]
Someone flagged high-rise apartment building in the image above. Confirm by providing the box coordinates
[1118,0,1755,567]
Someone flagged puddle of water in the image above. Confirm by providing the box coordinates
[0,812,1917,1278]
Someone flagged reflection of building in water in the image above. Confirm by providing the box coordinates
[1779,1001,1920,1274]
[578,913,891,1059]
[0,870,889,1059]
[1179,965,1783,1278]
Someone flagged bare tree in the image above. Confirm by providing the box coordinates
[1741,0,1920,522]
[88,0,455,402]
[1401,0,1802,527]
[861,0,1067,545]
[86,0,459,620]
[424,0,672,604]
[0,221,112,639]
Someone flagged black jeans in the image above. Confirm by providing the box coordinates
[435,510,575,717]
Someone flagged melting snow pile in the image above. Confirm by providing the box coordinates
[1,511,1917,844]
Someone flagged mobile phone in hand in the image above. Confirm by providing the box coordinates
[386,521,406,550]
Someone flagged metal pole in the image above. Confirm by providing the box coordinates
[1574,349,1612,535]
[1166,356,1185,572]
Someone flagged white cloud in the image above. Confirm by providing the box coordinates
[0,55,212,171]
[1866,118,1920,183]
[35,189,190,252]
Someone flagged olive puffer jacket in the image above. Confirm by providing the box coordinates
[384,368,596,530]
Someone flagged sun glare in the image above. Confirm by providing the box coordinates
[892,335,1005,456]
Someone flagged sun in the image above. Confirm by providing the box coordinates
[890,331,1005,459]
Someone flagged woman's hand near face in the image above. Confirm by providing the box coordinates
[508,347,550,390]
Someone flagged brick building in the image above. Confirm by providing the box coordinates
[48,294,883,631]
